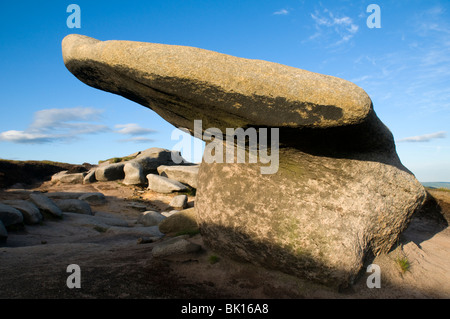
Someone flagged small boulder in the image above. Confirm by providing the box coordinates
[0,203,24,227]
[55,199,93,215]
[123,161,145,185]
[152,236,201,258]
[51,171,86,184]
[147,174,187,193]
[2,200,42,225]
[78,192,106,205]
[137,211,166,226]
[0,220,7,243]
[95,163,125,182]
[169,195,188,210]
[29,193,63,218]
[122,148,187,185]
[157,165,199,189]
[83,169,97,184]
[158,208,198,235]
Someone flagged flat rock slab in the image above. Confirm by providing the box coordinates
[55,199,93,215]
[62,34,372,135]
[158,165,199,189]
[147,174,187,194]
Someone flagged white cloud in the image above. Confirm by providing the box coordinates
[0,107,109,144]
[114,123,155,136]
[309,9,359,46]
[397,131,447,143]
[273,9,289,15]
[0,130,53,144]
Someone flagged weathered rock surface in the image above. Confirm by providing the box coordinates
[157,165,199,189]
[95,163,125,182]
[78,192,106,205]
[55,199,93,215]
[147,174,187,193]
[0,203,24,227]
[152,236,201,258]
[137,211,166,226]
[169,195,188,210]
[2,200,42,225]
[61,34,374,136]
[123,148,186,185]
[51,171,86,184]
[29,193,63,218]
[62,34,427,288]
[158,208,198,235]
[83,169,97,184]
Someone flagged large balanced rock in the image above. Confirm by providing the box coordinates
[62,34,427,288]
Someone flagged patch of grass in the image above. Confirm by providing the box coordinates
[208,255,219,264]
[395,256,411,273]
[98,156,135,165]
[93,225,108,233]
[175,229,200,237]
[436,187,450,192]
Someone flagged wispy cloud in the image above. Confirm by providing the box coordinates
[114,123,155,136]
[273,9,289,15]
[309,8,359,46]
[397,131,447,143]
[114,123,156,144]
[0,107,109,144]
[117,137,155,143]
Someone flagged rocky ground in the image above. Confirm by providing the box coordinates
[0,174,449,300]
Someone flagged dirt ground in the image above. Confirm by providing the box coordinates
[0,180,449,300]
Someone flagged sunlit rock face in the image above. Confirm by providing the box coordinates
[62,34,426,288]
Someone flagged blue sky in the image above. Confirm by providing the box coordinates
[0,0,449,182]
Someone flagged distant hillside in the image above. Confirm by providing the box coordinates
[422,182,450,190]
[0,159,92,189]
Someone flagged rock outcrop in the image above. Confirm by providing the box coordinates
[122,148,181,185]
[157,165,199,189]
[62,34,427,288]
